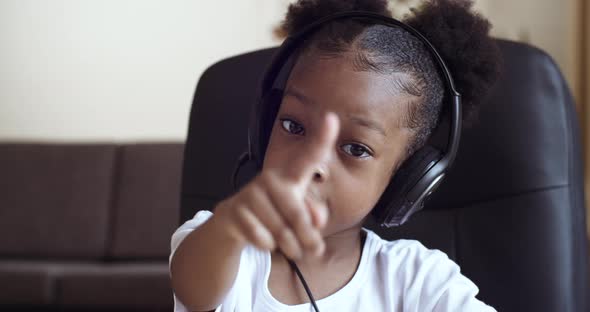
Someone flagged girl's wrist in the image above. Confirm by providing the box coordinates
[210,204,248,250]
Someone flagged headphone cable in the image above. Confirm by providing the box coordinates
[287,257,320,312]
[232,156,319,311]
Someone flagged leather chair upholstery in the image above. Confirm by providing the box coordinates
[180,39,590,312]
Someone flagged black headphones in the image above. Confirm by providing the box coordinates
[234,11,461,228]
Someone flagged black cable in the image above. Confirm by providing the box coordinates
[231,152,250,190]
[287,257,320,312]
[232,157,319,311]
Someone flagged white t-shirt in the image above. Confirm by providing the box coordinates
[169,210,496,312]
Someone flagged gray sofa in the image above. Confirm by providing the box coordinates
[0,142,184,311]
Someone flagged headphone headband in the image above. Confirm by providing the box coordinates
[262,11,460,93]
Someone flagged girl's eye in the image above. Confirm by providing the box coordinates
[280,118,305,135]
[342,143,372,159]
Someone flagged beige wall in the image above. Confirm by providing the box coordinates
[0,0,286,142]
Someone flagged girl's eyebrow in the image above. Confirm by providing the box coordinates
[348,115,387,137]
[284,87,314,106]
[284,86,386,137]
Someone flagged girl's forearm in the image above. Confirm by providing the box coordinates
[170,214,245,311]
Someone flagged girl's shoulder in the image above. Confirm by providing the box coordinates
[361,229,495,311]
[362,227,456,273]
[170,209,215,258]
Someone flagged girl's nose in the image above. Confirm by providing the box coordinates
[312,166,328,183]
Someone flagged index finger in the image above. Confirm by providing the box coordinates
[282,112,340,187]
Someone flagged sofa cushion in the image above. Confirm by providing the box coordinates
[0,261,172,309]
[0,261,57,305]
[108,143,183,260]
[56,262,172,309]
[0,144,116,259]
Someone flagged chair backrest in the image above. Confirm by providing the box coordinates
[180,39,589,312]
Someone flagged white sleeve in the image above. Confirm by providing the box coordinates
[169,210,215,312]
[425,253,496,312]
[168,210,256,312]
[395,240,496,312]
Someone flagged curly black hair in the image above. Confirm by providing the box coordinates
[279,0,502,158]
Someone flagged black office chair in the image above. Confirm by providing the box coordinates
[179,39,589,312]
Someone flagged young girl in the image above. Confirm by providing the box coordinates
[170,0,501,311]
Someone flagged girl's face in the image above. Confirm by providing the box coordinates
[263,53,417,236]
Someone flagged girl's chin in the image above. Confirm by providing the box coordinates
[318,220,365,238]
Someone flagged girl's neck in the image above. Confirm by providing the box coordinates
[268,225,367,304]
[296,225,365,268]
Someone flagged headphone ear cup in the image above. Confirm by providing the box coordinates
[372,145,442,227]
